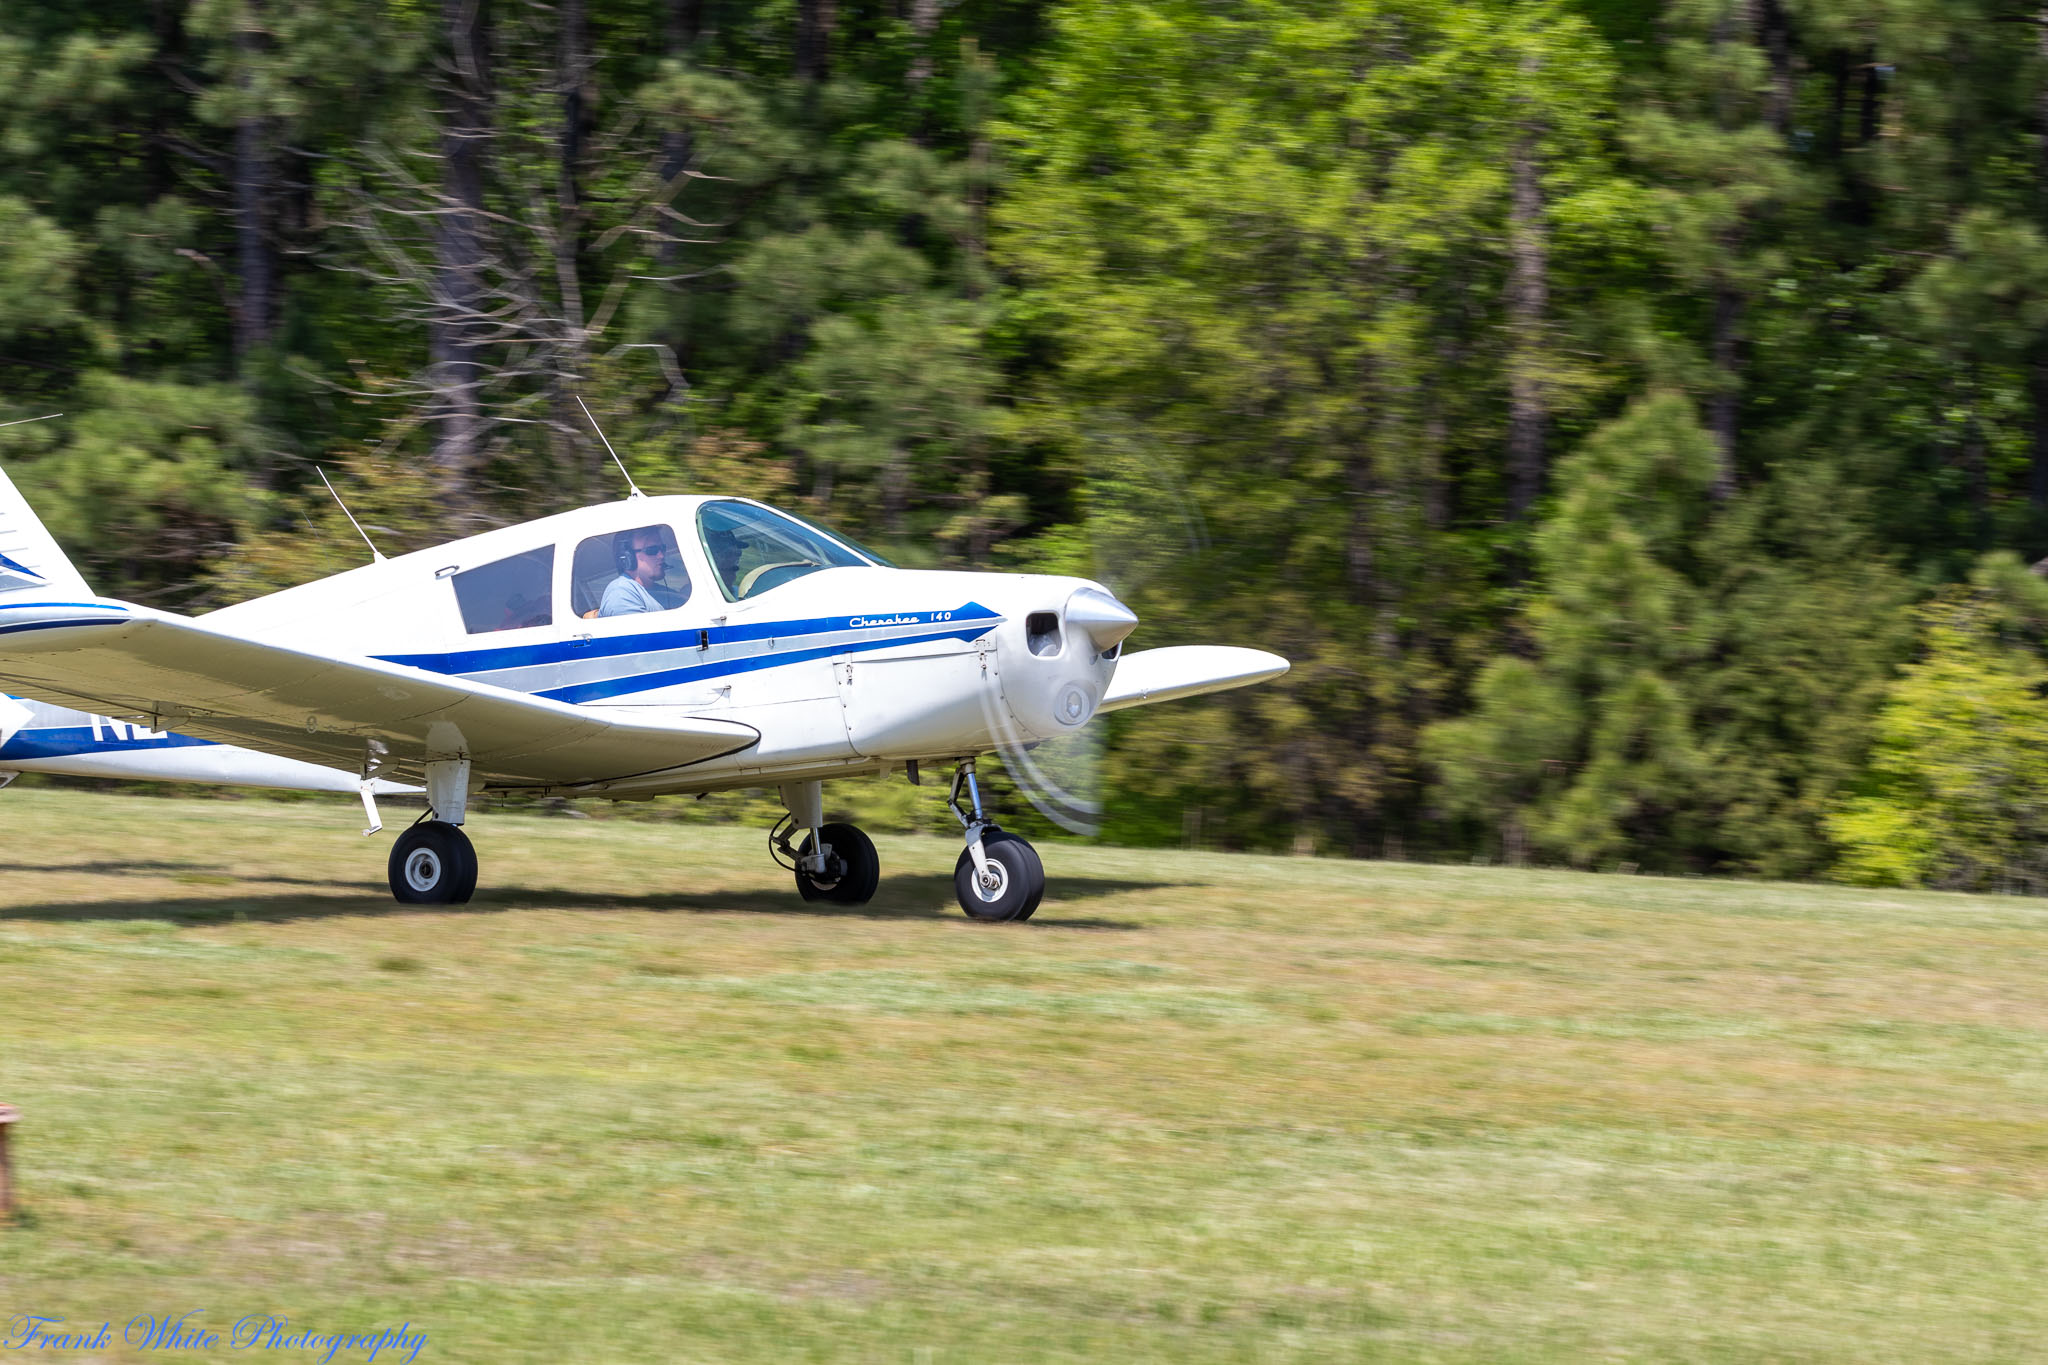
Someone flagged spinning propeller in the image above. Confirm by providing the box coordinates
[984,432,1207,838]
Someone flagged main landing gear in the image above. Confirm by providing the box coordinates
[949,759,1045,923]
[383,758,477,905]
[389,819,477,905]
[772,781,881,905]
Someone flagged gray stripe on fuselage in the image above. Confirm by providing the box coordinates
[457,617,976,696]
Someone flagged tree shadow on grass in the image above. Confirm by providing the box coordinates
[0,860,233,878]
[0,870,1174,931]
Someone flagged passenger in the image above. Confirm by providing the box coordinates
[705,528,745,598]
[599,530,686,616]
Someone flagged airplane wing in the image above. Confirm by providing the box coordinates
[0,599,758,786]
[1100,646,1289,713]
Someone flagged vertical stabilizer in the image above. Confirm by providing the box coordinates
[0,461,89,599]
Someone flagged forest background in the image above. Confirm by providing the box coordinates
[6,0,2048,891]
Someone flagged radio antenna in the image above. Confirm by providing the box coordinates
[576,394,645,500]
[0,413,62,429]
[316,466,387,563]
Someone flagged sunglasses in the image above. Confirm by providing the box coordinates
[634,545,666,557]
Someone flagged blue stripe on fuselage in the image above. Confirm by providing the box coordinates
[0,725,216,761]
[376,602,1001,677]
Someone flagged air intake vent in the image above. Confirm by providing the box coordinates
[1026,611,1062,657]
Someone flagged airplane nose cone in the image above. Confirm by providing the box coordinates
[1065,587,1139,652]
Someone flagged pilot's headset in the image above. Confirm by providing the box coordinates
[613,530,643,577]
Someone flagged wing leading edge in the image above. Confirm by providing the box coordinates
[1099,646,1290,714]
[0,599,758,786]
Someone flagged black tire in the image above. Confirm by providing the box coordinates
[793,822,880,905]
[954,830,1044,923]
[388,821,478,905]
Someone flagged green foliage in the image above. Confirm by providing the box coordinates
[0,195,79,339]
[6,0,2048,875]
[1427,394,1911,875]
[1829,561,2048,892]
[18,373,268,607]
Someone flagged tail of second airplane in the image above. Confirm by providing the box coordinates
[0,460,418,802]
[0,457,90,600]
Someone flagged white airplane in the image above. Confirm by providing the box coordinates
[0,460,1286,920]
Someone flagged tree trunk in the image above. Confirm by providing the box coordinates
[2033,8,2048,526]
[1757,0,1794,136]
[557,0,590,218]
[146,0,184,204]
[660,0,700,218]
[432,0,492,522]
[1710,278,1742,500]
[554,0,595,496]
[907,0,941,89]
[795,0,835,81]
[655,0,699,408]
[231,3,275,361]
[1505,54,1548,520]
[2032,351,2048,523]
[2039,4,2048,191]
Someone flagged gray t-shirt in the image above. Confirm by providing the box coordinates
[599,576,684,616]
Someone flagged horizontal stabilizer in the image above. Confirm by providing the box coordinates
[1099,645,1289,713]
[0,599,759,787]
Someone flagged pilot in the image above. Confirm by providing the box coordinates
[599,530,686,616]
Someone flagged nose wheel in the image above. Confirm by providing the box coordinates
[387,819,478,905]
[955,829,1044,922]
[949,760,1045,922]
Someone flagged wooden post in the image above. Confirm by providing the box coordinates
[0,1104,17,1218]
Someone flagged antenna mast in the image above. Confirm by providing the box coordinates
[317,466,387,563]
[0,413,62,429]
[576,395,645,500]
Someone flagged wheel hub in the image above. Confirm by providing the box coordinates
[974,859,1008,901]
[403,848,442,893]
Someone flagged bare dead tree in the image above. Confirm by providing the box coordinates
[318,9,739,511]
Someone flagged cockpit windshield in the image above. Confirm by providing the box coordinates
[696,500,881,601]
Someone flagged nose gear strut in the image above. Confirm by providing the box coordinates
[948,758,1046,922]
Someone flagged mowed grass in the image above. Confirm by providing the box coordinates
[4,788,2048,1362]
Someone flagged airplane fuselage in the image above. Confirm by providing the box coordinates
[2,495,1127,798]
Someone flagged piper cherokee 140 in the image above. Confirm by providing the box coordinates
[0,460,1287,921]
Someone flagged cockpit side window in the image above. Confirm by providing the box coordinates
[696,501,875,601]
[570,525,691,620]
[451,546,555,634]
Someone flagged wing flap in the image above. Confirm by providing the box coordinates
[1099,645,1289,714]
[0,599,758,785]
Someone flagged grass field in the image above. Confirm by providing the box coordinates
[3,786,2048,1362]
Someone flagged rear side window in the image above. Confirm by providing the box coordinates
[451,546,555,634]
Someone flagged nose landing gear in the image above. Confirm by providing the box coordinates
[949,759,1045,922]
